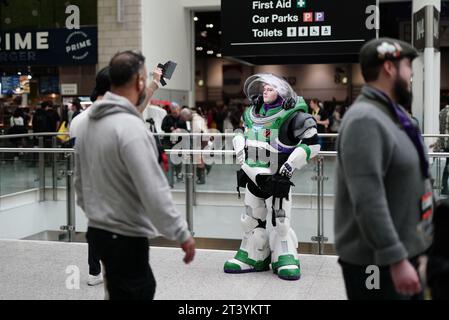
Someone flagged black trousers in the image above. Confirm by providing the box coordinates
[88,241,101,276]
[86,227,156,300]
[339,258,424,300]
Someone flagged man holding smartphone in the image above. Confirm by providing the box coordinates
[74,51,195,300]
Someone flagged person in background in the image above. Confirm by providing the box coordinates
[32,101,51,147]
[214,105,227,133]
[161,102,187,188]
[143,104,167,135]
[179,107,209,185]
[427,198,449,299]
[433,96,449,195]
[8,108,27,153]
[310,98,329,151]
[330,105,343,134]
[45,103,61,134]
[70,98,82,122]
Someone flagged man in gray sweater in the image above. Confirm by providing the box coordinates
[74,51,195,300]
[335,38,433,300]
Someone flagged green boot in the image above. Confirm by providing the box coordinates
[272,255,301,281]
[224,250,271,274]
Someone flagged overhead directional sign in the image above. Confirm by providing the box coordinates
[222,0,377,62]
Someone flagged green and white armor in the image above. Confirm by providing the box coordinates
[224,74,321,281]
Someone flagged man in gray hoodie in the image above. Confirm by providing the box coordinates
[335,38,433,300]
[74,51,195,300]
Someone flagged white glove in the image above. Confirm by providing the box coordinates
[279,162,294,179]
[233,135,246,165]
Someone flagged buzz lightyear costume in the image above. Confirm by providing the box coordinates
[224,74,320,281]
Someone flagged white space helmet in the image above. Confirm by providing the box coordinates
[243,73,297,103]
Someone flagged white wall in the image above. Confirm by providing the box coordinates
[98,0,142,69]
[256,64,350,101]
[141,0,193,92]
[141,0,220,106]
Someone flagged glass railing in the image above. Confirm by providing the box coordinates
[0,133,75,242]
[0,132,447,255]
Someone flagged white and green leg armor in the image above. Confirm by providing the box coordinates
[224,188,271,273]
[268,192,301,280]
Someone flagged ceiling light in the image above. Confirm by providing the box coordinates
[194,16,199,22]
[196,47,203,51]
[207,50,214,55]
[201,31,207,38]
[216,53,222,58]
[206,24,214,29]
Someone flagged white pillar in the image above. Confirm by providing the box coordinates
[412,0,441,140]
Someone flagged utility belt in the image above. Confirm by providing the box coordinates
[237,169,294,228]
[237,169,294,197]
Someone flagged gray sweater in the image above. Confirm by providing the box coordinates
[334,86,431,266]
[74,92,191,243]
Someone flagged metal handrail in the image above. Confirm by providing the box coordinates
[3,132,449,140]
[3,148,449,158]
[0,148,74,153]
[2,146,449,252]
[0,132,70,139]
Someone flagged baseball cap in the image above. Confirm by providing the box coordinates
[360,37,418,70]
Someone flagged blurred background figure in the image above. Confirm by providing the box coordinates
[143,104,167,135]
[180,107,209,185]
[162,102,187,188]
[310,98,329,151]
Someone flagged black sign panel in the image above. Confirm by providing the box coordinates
[222,0,377,61]
[0,27,98,66]
[414,7,426,51]
[39,76,60,95]
[413,5,440,52]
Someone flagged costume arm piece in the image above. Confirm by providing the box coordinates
[279,113,321,178]
[233,111,248,165]
[233,133,246,165]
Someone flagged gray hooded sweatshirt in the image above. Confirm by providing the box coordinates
[74,92,190,243]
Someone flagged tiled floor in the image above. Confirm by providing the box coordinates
[0,240,347,300]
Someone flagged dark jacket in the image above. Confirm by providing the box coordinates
[161,115,187,148]
[334,85,432,266]
[427,200,449,299]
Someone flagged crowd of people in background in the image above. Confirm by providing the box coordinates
[1,94,352,162]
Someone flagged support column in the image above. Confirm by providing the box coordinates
[412,0,441,141]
